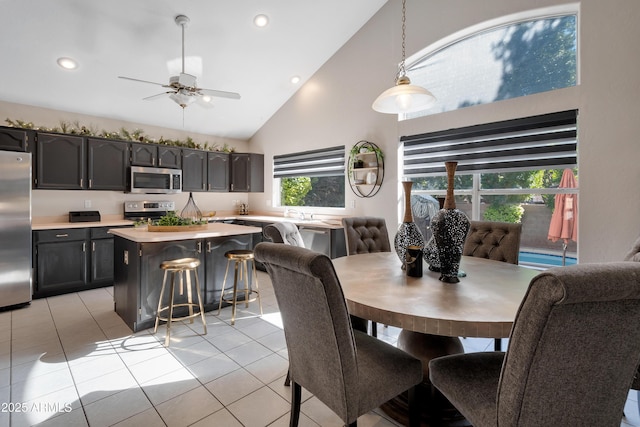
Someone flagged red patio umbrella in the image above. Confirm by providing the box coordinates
[547,168,578,265]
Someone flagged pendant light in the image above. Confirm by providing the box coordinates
[372,0,436,114]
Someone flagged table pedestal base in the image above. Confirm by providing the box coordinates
[380,330,470,426]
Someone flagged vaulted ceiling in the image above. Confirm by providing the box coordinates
[1,0,387,140]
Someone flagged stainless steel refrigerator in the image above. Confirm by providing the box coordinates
[0,151,32,308]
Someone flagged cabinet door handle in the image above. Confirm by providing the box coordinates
[207,241,212,253]
[208,183,211,191]
[88,179,93,189]
[55,234,69,238]
[82,242,86,252]
[92,242,96,252]
[197,241,202,254]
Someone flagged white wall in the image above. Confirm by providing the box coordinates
[0,101,251,218]
[249,0,640,263]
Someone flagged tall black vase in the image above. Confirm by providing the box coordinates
[424,162,470,283]
[394,181,425,268]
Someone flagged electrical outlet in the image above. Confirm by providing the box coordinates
[84,200,92,208]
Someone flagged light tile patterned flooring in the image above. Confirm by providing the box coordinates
[0,270,639,426]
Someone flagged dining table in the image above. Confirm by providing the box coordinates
[331,252,540,426]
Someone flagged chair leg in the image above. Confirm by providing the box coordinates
[284,369,291,386]
[408,386,419,427]
[290,381,301,427]
[371,321,377,337]
[494,338,501,351]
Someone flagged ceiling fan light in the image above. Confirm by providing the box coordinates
[201,95,212,103]
[169,91,196,108]
[372,79,436,114]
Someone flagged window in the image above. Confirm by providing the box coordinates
[404,11,577,119]
[402,111,578,267]
[273,146,345,208]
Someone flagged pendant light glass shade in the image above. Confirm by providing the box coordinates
[372,76,436,114]
[372,0,436,114]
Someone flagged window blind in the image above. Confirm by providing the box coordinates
[273,145,345,179]
[401,110,577,177]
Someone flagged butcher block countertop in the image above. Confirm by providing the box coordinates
[109,222,262,243]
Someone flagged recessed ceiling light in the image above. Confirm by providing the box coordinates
[290,76,301,84]
[254,14,269,27]
[57,57,78,70]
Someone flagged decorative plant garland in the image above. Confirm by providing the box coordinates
[4,118,235,152]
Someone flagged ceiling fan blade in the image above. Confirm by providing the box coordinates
[198,88,241,100]
[143,92,174,101]
[118,76,168,87]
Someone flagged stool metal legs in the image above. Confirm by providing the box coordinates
[217,256,263,325]
[154,266,207,347]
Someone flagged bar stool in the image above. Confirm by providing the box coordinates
[154,257,207,346]
[217,249,263,325]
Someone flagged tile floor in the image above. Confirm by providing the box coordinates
[0,270,639,427]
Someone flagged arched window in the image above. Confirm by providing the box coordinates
[404,6,578,120]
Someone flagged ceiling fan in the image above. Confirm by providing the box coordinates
[118,14,240,109]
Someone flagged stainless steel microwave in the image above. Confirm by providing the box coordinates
[129,166,182,194]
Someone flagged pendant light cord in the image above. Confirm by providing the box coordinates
[397,0,407,81]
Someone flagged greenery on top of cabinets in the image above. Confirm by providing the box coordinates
[4,118,235,152]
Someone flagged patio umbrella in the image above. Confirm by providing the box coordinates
[547,168,578,265]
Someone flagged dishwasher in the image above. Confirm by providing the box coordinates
[298,226,331,257]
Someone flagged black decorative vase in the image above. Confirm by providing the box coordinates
[394,181,425,268]
[424,162,470,283]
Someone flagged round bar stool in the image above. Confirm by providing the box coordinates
[154,257,207,346]
[217,249,263,325]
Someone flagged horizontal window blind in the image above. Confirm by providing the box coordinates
[401,110,577,177]
[274,146,345,178]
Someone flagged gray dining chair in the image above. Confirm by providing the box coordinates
[341,216,391,337]
[263,222,306,247]
[263,221,367,387]
[254,242,423,427]
[624,234,640,415]
[429,262,640,427]
[463,220,522,351]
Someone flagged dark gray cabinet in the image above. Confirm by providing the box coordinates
[230,153,264,192]
[0,126,33,152]
[298,225,347,259]
[33,226,123,298]
[35,133,85,189]
[131,142,181,169]
[182,148,208,192]
[87,138,129,191]
[33,228,88,298]
[207,151,229,191]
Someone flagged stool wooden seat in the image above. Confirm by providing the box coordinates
[217,249,263,325]
[154,257,207,346]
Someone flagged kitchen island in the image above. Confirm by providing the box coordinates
[110,223,262,332]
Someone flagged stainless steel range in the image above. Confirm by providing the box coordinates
[124,200,176,221]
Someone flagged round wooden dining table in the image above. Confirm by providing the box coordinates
[331,252,540,426]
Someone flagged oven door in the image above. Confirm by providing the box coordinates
[130,166,182,194]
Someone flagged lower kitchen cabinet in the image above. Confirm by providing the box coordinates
[33,226,124,299]
[298,225,347,259]
[113,233,256,332]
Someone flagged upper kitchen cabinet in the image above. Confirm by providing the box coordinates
[182,148,207,192]
[131,142,181,169]
[230,153,264,192]
[87,138,129,191]
[0,126,34,152]
[35,133,86,189]
[207,151,229,192]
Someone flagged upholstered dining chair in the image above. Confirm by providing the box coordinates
[624,233,640,415]
[255,242,422,427]
[263,222,306,247]
[263,222,367,387]
[429,262,640,427]
[463,220,522,351]
[341,216,391,337]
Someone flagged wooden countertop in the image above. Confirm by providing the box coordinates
[109,222,262,243]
